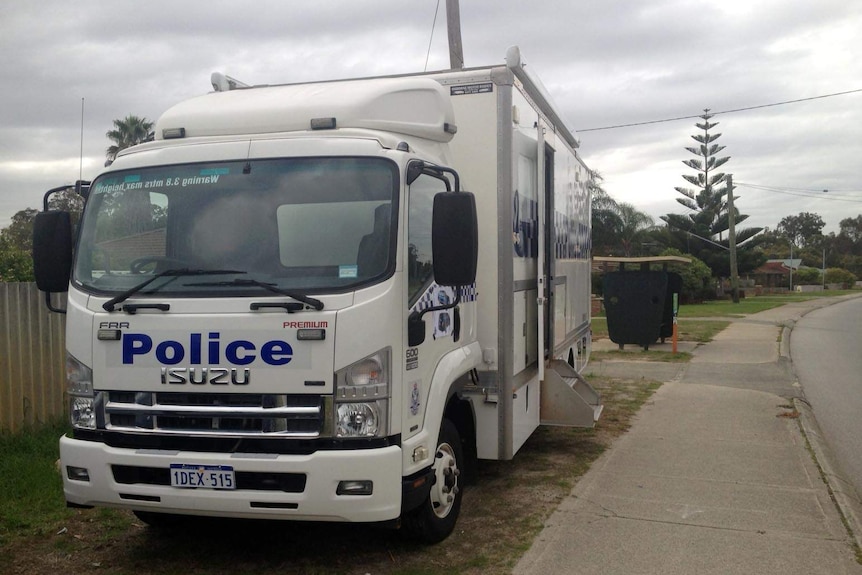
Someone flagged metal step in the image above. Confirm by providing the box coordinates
[540,359,603,427]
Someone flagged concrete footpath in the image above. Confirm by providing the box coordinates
[514,295,862,575]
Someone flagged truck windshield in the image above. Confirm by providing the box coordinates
[73,157,398,296]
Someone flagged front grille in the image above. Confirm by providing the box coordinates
[112,465,306,493]
[99,391,329,438]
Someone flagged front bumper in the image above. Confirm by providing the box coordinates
[60,434,403,522]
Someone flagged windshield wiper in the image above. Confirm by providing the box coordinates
[103,269,247,312]
[185,278,324,310]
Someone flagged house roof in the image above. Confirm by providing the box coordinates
[755,259,802,275]
[766,258,802,269]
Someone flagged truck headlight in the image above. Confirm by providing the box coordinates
[334,350,390,438]
[66,353,95,430]
[336,403,381,437]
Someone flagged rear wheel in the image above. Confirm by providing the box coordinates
[402,418,463,544]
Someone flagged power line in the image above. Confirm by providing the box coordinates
[737,182,862,198]
[577,88,862,132]
[736,182,862,203]
[424,0,441,72]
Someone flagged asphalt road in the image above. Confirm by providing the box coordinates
[791,296,862,497]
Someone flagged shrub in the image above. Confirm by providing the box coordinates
[794,267,822,285]
[657,248,714,302]
[824,267,857,288]
[0,243,34,282]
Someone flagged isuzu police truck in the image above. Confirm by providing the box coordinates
[33,46,601,543]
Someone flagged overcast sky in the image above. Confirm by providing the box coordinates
[2,0,861,236]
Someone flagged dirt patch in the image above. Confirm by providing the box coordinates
[4,377,659,575]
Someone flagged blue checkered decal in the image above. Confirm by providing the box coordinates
[411,283,477,313]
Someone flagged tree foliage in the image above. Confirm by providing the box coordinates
[663,110,730,235]
[2,114,154,281]
[106,115,154,161]
[793,267,822,285]
[590,173,655,257]
[753,227,786,259]
[777,212,825,248]
[0,208,38,252]
[824,267,857,288]
[590,174,624,256]
[0,188,85,282]
[660,110,762,277]
[49,187,86,224]
[0,187,86,257]
[818,216,862,276]
[756,216,862,283]
[615,202,655,257]
[0,235,34,281]
[839,215,862,245]
[657,247,714,302]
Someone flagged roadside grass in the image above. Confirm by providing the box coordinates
[678,298,789,318]
[591,289,860,343]
[677,320,730,342]
[591,317,729,344]
[1,376,661,575]
[594,290,858,321]
[592,350,693,363]
[0,420,73,545]
[678,290,857,318]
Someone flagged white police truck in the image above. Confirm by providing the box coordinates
[33,46,600,543]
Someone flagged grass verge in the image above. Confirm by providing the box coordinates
[677,291,857,318]
[2,376,660,575]
[592,350,692,363]
[678,298,786,318]
[0,420,72,545]
[593,291,858,321]
[592,317,730,344]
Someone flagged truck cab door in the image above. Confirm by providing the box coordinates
[403,172,460,438]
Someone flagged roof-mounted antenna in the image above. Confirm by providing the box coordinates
[79,97,84,181]
[211,72,250,92]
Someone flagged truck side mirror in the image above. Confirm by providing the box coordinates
[432,191,477,287]
[33,211,73,293]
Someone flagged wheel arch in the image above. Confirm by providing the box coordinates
[444,390,477,484]
[420,341,481,434]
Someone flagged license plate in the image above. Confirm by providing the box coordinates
[170,464,236,490]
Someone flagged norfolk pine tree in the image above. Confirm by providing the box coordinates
[661,110,762,278]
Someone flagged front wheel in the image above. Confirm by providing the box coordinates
[402,418,463,544]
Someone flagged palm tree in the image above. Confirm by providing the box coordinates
[105,115,154,162]
[617,202,655,257]
[590,172,655,257]
[590,172,623,256]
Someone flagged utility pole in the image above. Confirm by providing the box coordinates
[727,174,740,303]
[789,242,794,291]
[822,247,826,290]
[446,0,464,69]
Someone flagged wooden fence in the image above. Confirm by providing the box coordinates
[0,283,66,432]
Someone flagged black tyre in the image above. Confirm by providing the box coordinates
[402,418,463,544]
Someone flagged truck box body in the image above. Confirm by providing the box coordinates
[424,64,595,458]
[37,47,599,539]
